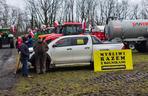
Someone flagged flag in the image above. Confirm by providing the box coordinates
[29,30,34,38]
[10,25,17,33]
[82,20,86,31]
[88,23,92,31]
[54,20,59,27]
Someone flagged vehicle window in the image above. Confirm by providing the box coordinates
[72,37,88,45]
[55,38,72,47]
[91,36,103,44]
[62,25,82,35]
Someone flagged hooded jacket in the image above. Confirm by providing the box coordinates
[20,43,30,60]
[33,40,49,55]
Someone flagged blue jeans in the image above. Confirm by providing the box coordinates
[21,59,29,76]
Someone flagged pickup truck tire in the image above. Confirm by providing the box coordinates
[46,55,51,71]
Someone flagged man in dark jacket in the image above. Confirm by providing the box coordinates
[20,37,32,77]
[27,35,34,48]
[33,37,49,74]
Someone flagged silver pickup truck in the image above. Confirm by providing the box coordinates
[30,35,124,68]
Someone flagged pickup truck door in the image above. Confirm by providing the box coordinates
[51,37,73,64]
[70,36,92,63]
[50,36,92,64]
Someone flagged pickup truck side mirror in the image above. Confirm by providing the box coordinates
[52,44,57,48]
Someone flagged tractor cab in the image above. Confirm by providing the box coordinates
[56,22,83,35]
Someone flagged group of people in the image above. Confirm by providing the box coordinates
[16,35,49,78]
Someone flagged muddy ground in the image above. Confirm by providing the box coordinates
[0,47,17,90]
[0,48,147,96]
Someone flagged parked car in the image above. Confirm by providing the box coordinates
[29,35,124,69]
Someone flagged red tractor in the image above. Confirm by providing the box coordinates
[44,22,84,43]
[43,22,106,43]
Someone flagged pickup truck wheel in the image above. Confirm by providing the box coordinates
[90,61,94,69]
[46,54,51,71]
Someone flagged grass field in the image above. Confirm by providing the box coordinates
[8,51,148,96]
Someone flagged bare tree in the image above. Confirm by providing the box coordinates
[76,0,98,26]
[0,0,10,27]
[141,0,148,19]
[76,0,87,21]
[1,0,145,33]
[26,0,62,27]
[49,0,62,25]
[130,4,140,19]
[98,0,116,24]
[114,0,130,20]
[63,0,75,22]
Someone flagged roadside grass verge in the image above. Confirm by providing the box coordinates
[132,51,148,63]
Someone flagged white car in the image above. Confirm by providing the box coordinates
[30,35,124,68]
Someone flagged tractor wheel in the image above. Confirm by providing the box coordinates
[10,40,14,48]
[0,39,2,49]
[0,43,2,49]
[128,43,135,50]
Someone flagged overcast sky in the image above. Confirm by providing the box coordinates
[6,0,141,9]
[6,0,26,9]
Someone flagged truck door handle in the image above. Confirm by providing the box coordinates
[85,47,90,49]
[67,48,72,50]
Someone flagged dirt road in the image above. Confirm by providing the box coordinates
[0,48,17,90]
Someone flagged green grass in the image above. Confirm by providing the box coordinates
[132,52,148,63]
[11,51,148,96]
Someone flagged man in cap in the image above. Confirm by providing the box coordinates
[20,36,32,77]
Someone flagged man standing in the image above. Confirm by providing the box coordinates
[33,37,49,74]
[15,36,22,52]
[20,37,32,77]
